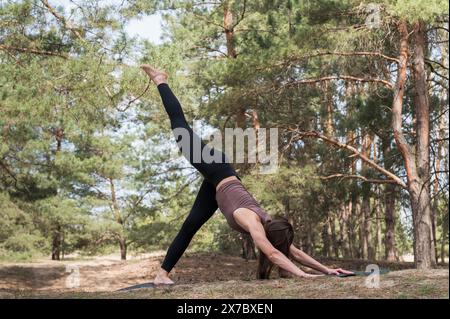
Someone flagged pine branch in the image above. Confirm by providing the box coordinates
[289,51,400,63]
[286,75,394,89]
[40,0,85,41]
[319,173,400,185]
[0,44,67,59]
[425,58,449,70]
[293,130,407,189]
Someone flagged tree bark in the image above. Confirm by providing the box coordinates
[343,84,355,259]
[223,2,256,260]
[373,143,383,260]
[51,226,61,260]
[375,188,383,260]
[441,145,449,263]
[324,81,334,136]
[384,183,397,261]
[381,137,397,261]
[51,128,64,261]
[357,200,365,259]
[322,217,332,257]
[433,77,447,264]
[224,0,247,129]
[339,203,351,258]
[224,2,237,59]
[411,20,436,268]
[321,81,335,258]
[361,134,374,260]
[119,237,127,261]
[330,216,339,258]
[109,178,127,260]
[318,81,334,258]
[305,218,314,255]
[391,20,435,269]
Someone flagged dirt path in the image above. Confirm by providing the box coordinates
[0,253,448,298]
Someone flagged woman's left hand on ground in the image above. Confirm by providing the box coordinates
[325,268,354,276]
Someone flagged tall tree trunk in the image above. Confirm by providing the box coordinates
[339,203,351,258]
[320,81,335,258]
[119,237,127,261]
[252,106,261,165]
[224,0,246,129]
[343,84,356,259]
[305,217,313,255]
[375,190,383,260]
[361,200,369,259]
[391,21,435,269]
[412,20,436,268]
[51,128,64,261]
[441,229,448,264]
[224,2,256,260]
[373,143,383,260]
[224,1,237,59]
[384,183,397,261]
[51,226,61,260]
[330,216,339,258]
[431,144,441,264]
[61,231,65,260]
[324,81,334,136]
[441,145,449,263]
[361,134,374,260]
[358,200,365,259]
[381,138,397,261]
[322,216,332,257]
[433,81,447,264]
[109,178,127,261]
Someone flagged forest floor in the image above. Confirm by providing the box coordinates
[0,252,448,299]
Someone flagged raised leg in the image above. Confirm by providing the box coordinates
[140,65,236,187]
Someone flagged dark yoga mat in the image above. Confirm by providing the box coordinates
[117,269,391,289]
[333,268,390,277]
[117,282,156,291]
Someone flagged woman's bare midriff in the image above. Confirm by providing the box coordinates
[215,175,239,192]
[215,176,272,234]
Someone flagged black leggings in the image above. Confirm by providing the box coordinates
[157,84,236,187]
[157,83,237,272]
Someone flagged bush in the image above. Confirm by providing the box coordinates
[0,233,47,262]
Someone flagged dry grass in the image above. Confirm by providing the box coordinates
[0,253,448,299]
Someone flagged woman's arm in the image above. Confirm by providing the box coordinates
[234,210,321,278]
[289,245,330,274]
[289,245,354,275]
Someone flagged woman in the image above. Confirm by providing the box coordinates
[140,65,353,284]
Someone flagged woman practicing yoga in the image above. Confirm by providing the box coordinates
[140,65,353,284]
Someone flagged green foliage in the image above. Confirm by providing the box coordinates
[0,193,47,261]
[386,0,449,22]
[0,0,447,264]
[244,165,321,217]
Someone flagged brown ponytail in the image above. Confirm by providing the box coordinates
[257,217,294,279]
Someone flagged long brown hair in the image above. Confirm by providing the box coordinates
[257,217,294,279]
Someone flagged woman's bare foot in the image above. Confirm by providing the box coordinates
[153,268,175,285]
[140,64,168,86]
